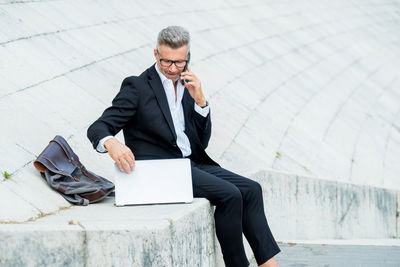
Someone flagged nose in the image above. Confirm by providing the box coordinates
[168,63,178,72]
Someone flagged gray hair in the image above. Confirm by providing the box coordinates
[156,26,190,50]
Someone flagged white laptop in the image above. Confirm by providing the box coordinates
[114,158,193,206]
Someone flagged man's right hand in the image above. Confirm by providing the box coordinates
[104,138,135,173]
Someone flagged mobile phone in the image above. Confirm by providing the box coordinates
[181,52,191,85]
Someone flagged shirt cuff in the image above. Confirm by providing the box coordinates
[96,136,114,153]
[194,101,209,117]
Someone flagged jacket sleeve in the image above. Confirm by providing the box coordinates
[193,109,212,149]
[87,77,139,151]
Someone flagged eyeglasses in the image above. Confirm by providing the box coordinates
[157,50,188,68]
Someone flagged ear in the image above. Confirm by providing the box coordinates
[153,49,158,61]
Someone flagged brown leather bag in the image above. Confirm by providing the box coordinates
[34,135,114,205]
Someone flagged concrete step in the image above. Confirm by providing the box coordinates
[272,239,400,267]
[2,160,399,241]
[2,194,400,267]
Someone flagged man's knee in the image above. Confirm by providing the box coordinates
[221,185,242,205]
[246,180,263,199]
[251,180,262,193]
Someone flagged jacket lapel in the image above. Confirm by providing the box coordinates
[182,88,195,139]
[182,88,193,125]
[147,64,177,140]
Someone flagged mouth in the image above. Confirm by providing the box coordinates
[166,72,179,79]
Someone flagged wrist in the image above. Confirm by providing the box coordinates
[104,138,117,150]
[195,96,207,107]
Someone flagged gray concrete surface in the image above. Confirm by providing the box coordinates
[2,169,399,266]
[275,239,400,267]
[2,195,399,266]
[1,0,400,266]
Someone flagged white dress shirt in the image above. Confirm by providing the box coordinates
[96,64,209,157]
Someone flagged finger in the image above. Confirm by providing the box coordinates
[184,68,196,79]
[181,75,196,85]
[184,79,199,88]
[126,149,135,171]
[130,161,135,171]
[181,68,195,77]
[182,80,193,89]
[183,80,194,86]
[124,154,135,172]
[129,157,135,171]
[181,76,192,82]
[116,154,130,173]
[115,158,124,173]
[121,158,131,174]
[181,72,194,79]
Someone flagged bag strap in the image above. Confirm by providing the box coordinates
[73,194,90,206]
[51,136,99,182]
[80,166,100,182]
[36,151,75,178]
[52,135,81,165]
[81,188,108,202]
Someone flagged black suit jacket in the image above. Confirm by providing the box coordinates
[87,64,218,166]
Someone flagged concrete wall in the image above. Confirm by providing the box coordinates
[252,170,400,239]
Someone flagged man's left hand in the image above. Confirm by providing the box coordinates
[180,65,207,107]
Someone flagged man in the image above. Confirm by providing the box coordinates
[87,26,280,267]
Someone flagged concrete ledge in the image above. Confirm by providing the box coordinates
[2,191,400,266]
[2,167,399,266]
[0,198,217,267]
[252,169,400,239]
[3,194,400,267]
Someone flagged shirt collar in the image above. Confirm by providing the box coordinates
[155,63,172,85]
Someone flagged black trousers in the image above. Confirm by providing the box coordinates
[191,161,280,267]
